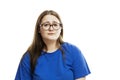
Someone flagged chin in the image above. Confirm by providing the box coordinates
[48,38,58,41]
[47,37,58,41]
[43,35,59,41]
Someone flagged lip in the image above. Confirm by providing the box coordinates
[48,32,55,34]
[48,33,55,35]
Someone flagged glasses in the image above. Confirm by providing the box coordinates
[40,22,62,30]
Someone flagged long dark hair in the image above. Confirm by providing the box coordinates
[26,10,64,73]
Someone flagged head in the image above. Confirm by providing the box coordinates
[27,10,64,73]
[35,10,63,47]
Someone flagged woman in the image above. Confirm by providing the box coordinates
[15,10,91,80]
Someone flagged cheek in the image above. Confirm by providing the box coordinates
[56,30,61,36]
[58,30,61,35]
[40,29,46,37]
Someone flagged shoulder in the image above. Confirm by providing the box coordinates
[61,42,82,57]
[22,52,30,59]
[20,52,30,64]
[61,42,77,49]
[62,42,82,53]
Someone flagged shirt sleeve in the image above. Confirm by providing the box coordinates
[71,45,91,79]
[15,52,32,80]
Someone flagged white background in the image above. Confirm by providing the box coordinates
[0,0,120,80]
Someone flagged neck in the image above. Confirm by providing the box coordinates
[43,40,59,53]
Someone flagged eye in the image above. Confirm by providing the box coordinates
[53,23,58,27]
[43,23,50,27]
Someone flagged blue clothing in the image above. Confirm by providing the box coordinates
[15,42,91,80]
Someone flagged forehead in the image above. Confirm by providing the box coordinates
[41,15,60,23]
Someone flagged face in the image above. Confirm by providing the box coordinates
[39,15,62,41]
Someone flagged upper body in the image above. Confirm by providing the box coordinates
[15,10,91,80]
[15,42,90,80]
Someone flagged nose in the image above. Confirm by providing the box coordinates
[49,25,54,30]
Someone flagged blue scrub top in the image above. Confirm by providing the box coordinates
[15,42,91,80]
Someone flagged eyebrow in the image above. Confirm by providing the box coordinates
[41,21,60,24]
[53,21,60,23]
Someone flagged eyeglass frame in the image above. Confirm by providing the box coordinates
[39,22,62,30]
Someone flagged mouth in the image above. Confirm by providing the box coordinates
[48,33,55,35]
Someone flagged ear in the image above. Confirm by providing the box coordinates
[39,30,40,33]
[38,27,41,33]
